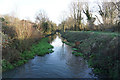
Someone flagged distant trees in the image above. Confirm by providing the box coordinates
[59,1,96,31]
[98,2,117,25]
[35,10,49,32]
[59,1,120,32]
[35,10,57,34]
[59,1,84,31]
[70,1,83,31]
[83,3,96,30]
[97,1,120,31]
[113,1,120,25]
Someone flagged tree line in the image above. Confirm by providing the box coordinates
[58,1,120,32]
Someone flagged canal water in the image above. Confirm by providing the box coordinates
[3,35,96,78]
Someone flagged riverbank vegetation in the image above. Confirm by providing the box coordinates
[58,1,120,79]
[2,38,53,71]
[61,31,120,79]
[1,10,56,71]
[1,0,120,79]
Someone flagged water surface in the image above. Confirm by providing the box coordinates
[3,36,96,78]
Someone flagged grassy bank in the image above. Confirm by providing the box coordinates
[1,15,57,72]
[2,38,53,72]
[61,31,120,79]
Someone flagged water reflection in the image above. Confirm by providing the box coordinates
[3,35,96,78]
[48,34,57,43]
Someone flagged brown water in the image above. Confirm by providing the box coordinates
[3,35,97,78]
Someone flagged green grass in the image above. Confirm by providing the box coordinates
[62,41,72,46]
[2,38,54,72]
[72,51,83,57]
[61,31,120,79]
[70,31,120,36]
[74,52,83,57]
[72,48,78,51]
[2,60,14,71]
[72,51,77,54]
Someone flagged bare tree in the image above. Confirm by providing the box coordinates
[59,11,68,32]
[98,2,117,27]
[70,1,83,31]
[35,10,49,23]
[35,10,49,31]
[65,17,74,30]
[112,1,120,25]
[83,3,96,30]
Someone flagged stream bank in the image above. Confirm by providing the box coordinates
[61,31,120,79]
[2,37,53,72]
[3,35,96,78]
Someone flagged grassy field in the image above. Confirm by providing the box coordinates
[2,38,53,72]
[61,31,120,79]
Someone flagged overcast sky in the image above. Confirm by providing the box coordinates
[0,0,73,24]
[0,0,117,25]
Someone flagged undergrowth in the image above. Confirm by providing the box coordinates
[2,38,54,72]
[61,31,120,79]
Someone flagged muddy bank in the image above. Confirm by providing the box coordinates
[61,31,120,79]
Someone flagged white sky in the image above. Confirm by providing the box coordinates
[0,0,73,25]
[0,0,118,25]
